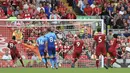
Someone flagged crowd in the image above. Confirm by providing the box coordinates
[0,0,76,20]
[70,0,130,29]
[1,0,130,29]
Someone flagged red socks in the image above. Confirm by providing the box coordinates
[96,60,99,68]
[110,58,116,65]
[104,57,108,65]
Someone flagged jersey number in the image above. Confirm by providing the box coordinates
[38,40,44,45]
[50,37,53,42]
[98,36,102,43]
[9,43,14,47]
[76,42,80,47]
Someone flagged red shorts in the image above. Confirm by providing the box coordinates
[10,50,21,60]
[108,48,116,57]
[73,51,82,59]
[96,45,106,56]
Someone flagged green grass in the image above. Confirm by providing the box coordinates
[0,68,130,73]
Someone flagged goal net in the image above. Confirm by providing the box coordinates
[0,19,105,68]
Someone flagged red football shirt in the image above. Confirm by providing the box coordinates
[8,40,17,50]
[73,39,84,52]
[94,33,106,46]
[93,7,102,15]
[7,7,14,16]
[84,6,92,16]
[111,38,120,49]
[24,13,31,19]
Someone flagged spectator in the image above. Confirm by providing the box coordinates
[107,30,113,42]
[127,16,130,26]
[44,2,52,18]
[123,29,130,37]
[65,9,76,19]
[58,5,67,16]
[123,11,129,19]
[49,9,60,19]
[24,9,32,19]
[19,10,24,19]
[128,36,130,43]
[14,6,20,16]
[2,51,11,61]
[37,3,45,12]
[23,1,29,10]
[0,7,5,17]
[84,4,93,16]
[66,31,74,41]
[29,5,39,16]
[119,7,125,15]
[7,6,14,17]
[107,3,114,18]
[117,44,123,59]
[56,29,66,40]
[127,7,130,14]
[126,43,130,52]
[116,3,121,12]
[91,52,96,60]
[92,4,102,15]
[86,46,92,59]
[115,15,124,29]
[39,9,47,19]
[77,0,86,13]
[88,0,94,5]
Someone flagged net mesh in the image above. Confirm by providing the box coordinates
[0,19,103,68]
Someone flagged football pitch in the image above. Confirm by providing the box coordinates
[0,68,130,73]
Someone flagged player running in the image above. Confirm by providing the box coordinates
[7,36,24,67]
[45,27,58,69]
[108,34,120,68]
[36,32,48,68]
[93,28,108,69]
[71,34,84,68]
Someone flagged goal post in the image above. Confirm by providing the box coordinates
[0,19,104,34]
[0,19,105,68]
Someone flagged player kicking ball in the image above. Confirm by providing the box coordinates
[36,32,48,68]
[71,34,84,68]
[108,34,120,68]
[7,36,24,67]
[45,27,58,69]
[93,28,108,69]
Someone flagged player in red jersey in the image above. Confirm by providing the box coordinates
[109,34,120,67]
[93,28,108,69]
[7,36,24,67]
[71,35,84,68]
